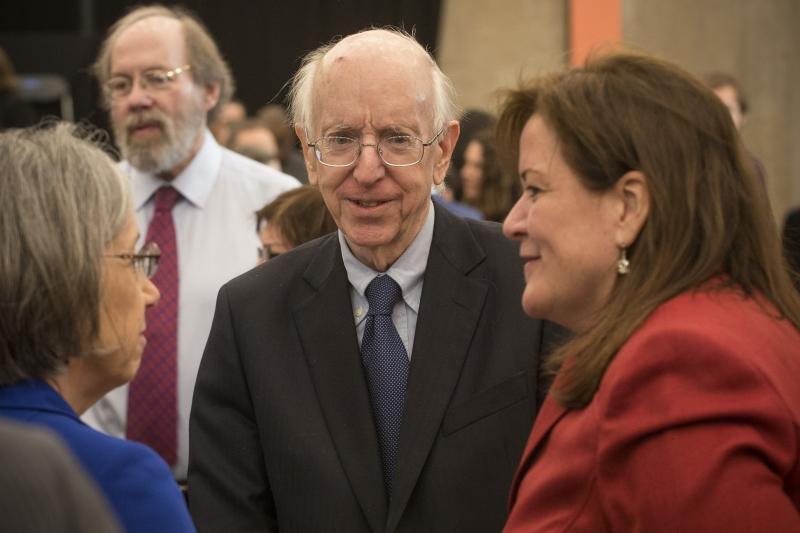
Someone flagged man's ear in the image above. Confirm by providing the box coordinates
[613,170,650,247]
[432,120,460,186]
[203,83,221,113]
[295,126,318,185]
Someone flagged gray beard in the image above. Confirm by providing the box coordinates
[115,105,206,175]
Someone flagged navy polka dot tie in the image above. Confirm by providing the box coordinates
[361,274,409,497]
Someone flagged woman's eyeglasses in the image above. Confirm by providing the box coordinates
[105,241,161,278]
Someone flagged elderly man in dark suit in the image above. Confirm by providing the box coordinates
[188,28,555,533]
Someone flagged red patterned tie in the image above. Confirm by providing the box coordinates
[127,186,180,465]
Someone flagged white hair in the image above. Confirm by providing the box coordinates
[288,28,459,136]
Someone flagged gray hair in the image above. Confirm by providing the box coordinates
[0,122,130,384]
[93,4,234,122]
[288,27,459,136]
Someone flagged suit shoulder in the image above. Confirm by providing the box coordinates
[56,419,169,479]
[462,217,521,261]
[618,286,800,382]
[224,233,335,296]
[637,286,785,338]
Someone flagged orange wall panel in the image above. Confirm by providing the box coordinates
[569,0,621,66]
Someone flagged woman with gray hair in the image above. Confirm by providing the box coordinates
[0,123,195,532]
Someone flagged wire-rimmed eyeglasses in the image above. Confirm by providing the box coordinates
[105,241,161,278]
[307,126,446,167]
[104,65,192,100]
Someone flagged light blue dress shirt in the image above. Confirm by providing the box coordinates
[340,201,435,358]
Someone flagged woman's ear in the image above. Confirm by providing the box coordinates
[613,170,650,247]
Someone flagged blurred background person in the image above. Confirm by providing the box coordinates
[443,109,495,200]
[209,98,245,145]
[433,108,495,220]
[254,185,337,264]
[704,71,767,185]
[457,128,520,221]
[0,46,37,129]
[451,108,495,173]
[704,72,747,131]
[257,102,309,183]
[227,118,282,171]
[499,53,800,531]
[0,419,122,533]
[0,123,194,532]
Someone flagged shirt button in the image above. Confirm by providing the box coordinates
[355,307,364,318]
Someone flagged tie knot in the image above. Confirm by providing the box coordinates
[153,186,181,213]
[365,275,402,316]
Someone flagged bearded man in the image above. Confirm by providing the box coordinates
[83,5,298,483]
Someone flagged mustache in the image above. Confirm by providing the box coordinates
[125,111,167,132]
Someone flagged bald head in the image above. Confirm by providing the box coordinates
[289,28,457,136]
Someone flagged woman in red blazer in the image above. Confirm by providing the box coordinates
[498,53,800,532]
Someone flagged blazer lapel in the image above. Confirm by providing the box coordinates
[293,236,388,532]
[387,206,490,530]
[506,393,569,507]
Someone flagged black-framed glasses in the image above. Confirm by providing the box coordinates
[105,241,161,278]
[257,244,283,262]
[307,126,445,167]
[104,65,192,100]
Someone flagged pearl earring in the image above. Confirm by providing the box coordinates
[617,248,630,275]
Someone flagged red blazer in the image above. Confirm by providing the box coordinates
[505,285,800,532]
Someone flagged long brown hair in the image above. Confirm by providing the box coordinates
[497,52,800,408]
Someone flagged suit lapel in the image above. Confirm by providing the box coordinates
[293,236,388,532]
[506,393,569,507]
[387,205,490,530]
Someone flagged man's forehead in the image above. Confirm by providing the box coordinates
[329,30,420,57]
[111,16,186,64]
[117,15,182,43]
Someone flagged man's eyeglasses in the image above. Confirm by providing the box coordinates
[257,244,283,262]
[104,65,192,100]
[307,126,445,168]
[105,241,161,278]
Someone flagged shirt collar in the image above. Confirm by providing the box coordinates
[340,199,434,313]
[127,128,222,210]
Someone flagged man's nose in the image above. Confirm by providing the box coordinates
[125,81,155,109]
[352,142,385,184]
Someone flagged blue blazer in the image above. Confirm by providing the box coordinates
[0,380,195,533]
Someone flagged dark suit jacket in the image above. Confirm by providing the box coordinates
[504,284,800,532]
[189,203,552,533]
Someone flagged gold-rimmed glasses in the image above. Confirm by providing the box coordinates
[104,65,192,100]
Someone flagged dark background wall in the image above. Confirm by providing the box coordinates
[0,0,442,130]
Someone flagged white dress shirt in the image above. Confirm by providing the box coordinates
[84,130,298,479]
[341,200,435,357]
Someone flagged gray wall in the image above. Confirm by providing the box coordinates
[438,0,800,222]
